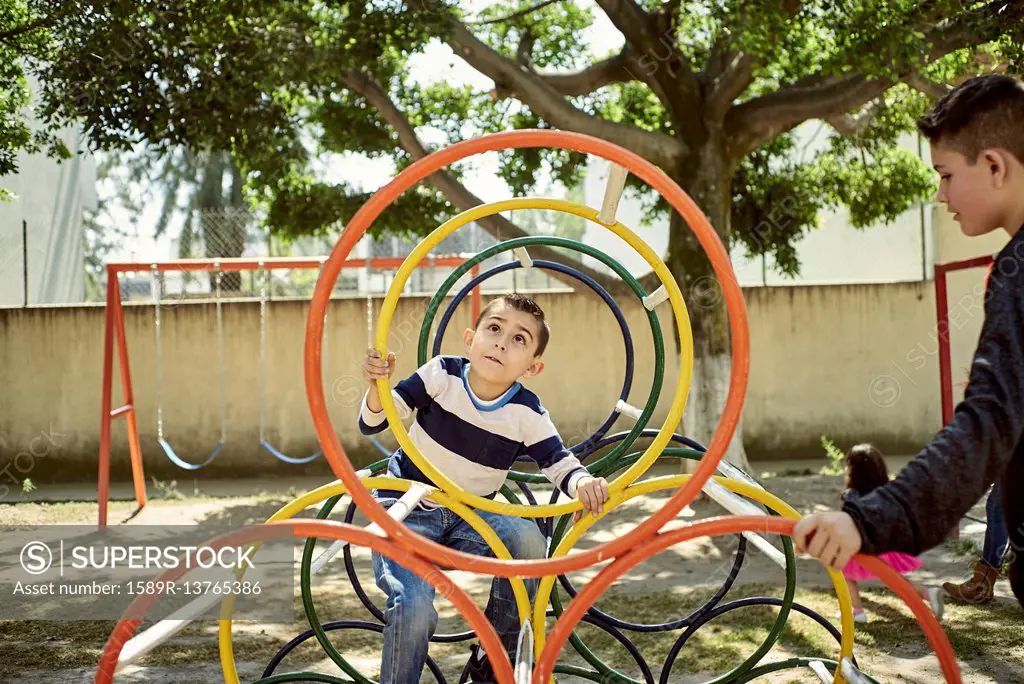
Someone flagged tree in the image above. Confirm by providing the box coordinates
[6,0,1024,466]
[85,144,256,295]
[0,0,71,201]
[151,147,252,290]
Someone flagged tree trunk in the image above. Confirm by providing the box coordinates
[666,151,752,474]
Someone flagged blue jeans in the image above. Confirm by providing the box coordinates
[371,500,546,684]
[982,483,1010,569]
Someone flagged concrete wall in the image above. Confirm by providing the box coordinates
[745,282,941,457]
[1,273,983,486]
[0,291,678,484]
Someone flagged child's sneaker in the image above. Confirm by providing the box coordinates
[927,585,945,622]
[852,609,868,624]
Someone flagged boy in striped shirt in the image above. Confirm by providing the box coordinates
[359,293,609,684]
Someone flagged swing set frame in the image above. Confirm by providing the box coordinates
[97,256,480,527]
[934,253,995,425]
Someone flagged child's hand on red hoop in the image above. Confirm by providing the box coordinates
[573,475,610,522]
[792,511,863,571]
[362,348,396,385]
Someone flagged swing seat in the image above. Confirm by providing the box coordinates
[260,439,323,465]
[158,438,223,471]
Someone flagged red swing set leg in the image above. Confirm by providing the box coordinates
[98,266,147,528]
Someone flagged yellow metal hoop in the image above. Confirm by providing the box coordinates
[217,477,533,683]
[374,197,695,516]
[532,474,856,683]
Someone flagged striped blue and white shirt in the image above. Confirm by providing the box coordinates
[359,356,589,503]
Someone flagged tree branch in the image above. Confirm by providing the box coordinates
[469,0,564,26]
[906,72,951,100]
[725,0,1024,158]
[825,98,886,136]
[593,0,705,146]
[445,18,687,169]
[705,54,756,122]
[533,50,636,97]
[516,26,535,66]
[727,74,888,156]
[652,0,684,46]
[703,2,803,122]
[339,70,632,297]
[0,16,52,42]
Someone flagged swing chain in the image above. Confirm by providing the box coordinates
[214,262,227,444]
[153,264,165,441]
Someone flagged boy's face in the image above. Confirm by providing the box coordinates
[463,301,544,387]
[931,142,1018,237]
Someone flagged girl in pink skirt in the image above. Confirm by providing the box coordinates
[840,444,945,624]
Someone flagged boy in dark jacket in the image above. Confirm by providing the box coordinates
[793,74,1024,608]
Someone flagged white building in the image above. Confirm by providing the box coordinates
[578,123,964,286]
[0,119,95,307]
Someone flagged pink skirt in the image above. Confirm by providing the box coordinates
[842,552,923,582]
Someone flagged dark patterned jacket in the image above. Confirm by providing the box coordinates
[842,226,1024,581]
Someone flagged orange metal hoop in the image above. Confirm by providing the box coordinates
[534,516,962,684]
[303,129,751,578]
[94,520,510,684]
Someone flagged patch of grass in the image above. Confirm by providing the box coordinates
[0,491,294,526]
[150,476,186,501]
[3,580,1023,682]
[550,582,1024,681]
[0,500,137,525]
[944,538,981,557]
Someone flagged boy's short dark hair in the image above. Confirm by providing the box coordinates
[916,74,1024,164]
[474,294,550,356]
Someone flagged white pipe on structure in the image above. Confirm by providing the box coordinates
[613,400,644,421]
[114,572,236,671]
[597,163,628,225]
[514,620,534,684]
[308,495,354,575]
[808,660,833,683]
[513,247,534,268]
[314,482,433,572]
[702,480,788,569]
[642,285,669,310]
[841,658,871,683]
[117,472,425,671]
[362,483,432,538]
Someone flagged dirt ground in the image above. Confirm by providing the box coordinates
[1,466,1021,683]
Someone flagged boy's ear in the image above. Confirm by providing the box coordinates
[521,359,544,379]
[463,328,474,349]
[983,149,1009,188]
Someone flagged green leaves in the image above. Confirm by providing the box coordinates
[0,0,70,181]
[4,0,1021,283]
[266,178,452,241]
[729,93,936,279]
[473,1,594,70]
[318,92,397,158]
[817,145,935,230]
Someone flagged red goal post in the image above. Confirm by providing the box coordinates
[934,254,995,427]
